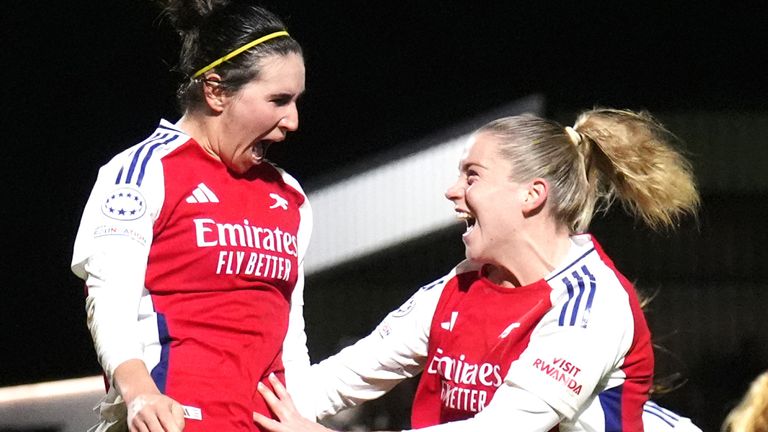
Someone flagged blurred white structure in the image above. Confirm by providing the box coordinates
[0,376,103,431]
[304,95,544,273]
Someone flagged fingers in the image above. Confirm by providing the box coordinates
[170,403,186,430]
[257,381,287,418]
[128,394,185,432]
[158,402,185,432]
[253,412,286,432]
[129,421,149,432]
[267,373,293,405]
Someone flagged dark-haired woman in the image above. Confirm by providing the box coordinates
[71,1,309,431]
[253,109,701,431]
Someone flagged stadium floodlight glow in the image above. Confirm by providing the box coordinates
[304,95,544,274]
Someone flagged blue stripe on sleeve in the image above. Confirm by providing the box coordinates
[124,133,168,185]
[546,247,595,282]
[569,270,586,326]
[115,166,124,184]
[559,278,575,326]
[136,135,177,186]
[581,265,597,327]
[644,401,680,425]
[644,408,676,427]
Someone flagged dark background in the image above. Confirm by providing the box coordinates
[4,1,767,431]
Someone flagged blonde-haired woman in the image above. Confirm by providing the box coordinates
[723,371,768,432]
[255,108,699,431]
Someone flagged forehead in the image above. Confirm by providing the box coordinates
[459,133,500,168]
[253,52,306,90]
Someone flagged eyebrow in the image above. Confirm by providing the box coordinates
[459,161,486,172]
[272,90,304,99]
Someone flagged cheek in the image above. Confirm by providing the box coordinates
[231,99,271,125]
[465,187,488,212]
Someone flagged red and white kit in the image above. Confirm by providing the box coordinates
[299,234,653,431]
[72,120,312,431]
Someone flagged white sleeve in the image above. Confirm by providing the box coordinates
[283,265,310,383]
[71,153,163,385]
[642,401,703,432]
[408,384,562,432]
[297,273,453,420]
[505,276,635,419]
[282,179,313,400]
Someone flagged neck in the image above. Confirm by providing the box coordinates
[178,112,221,161]
[485,222,573,288]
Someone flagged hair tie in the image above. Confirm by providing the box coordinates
[565,126,582,146]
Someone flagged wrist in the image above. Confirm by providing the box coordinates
[113,359,161,405]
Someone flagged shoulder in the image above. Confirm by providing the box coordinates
[262,163,309,208]
[421,260,480,297]
[546,235,637,324]
[99,120,191,185]
[379,261,477,326]
[270,164,305,194]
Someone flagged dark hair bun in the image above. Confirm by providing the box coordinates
[157,0,230,34]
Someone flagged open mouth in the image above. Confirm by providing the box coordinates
[252,140,273,164]
[456,211,477,234]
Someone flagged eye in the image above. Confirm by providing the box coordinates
[271,95,293,106]
[466,170,479,185]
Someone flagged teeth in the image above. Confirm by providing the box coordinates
[252,141,271,164]
[455,212,476,233]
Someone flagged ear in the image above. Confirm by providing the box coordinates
[522,178,548,216]
[201,74,226,114]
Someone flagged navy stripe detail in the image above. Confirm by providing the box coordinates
[420,277,445,292]
[644,408,676,427]
[558,278,575,326]
[581,265,597,328]
[157,123,185,134]
[644,401,680,423]
[150,313,171,394]
[598,385,623,431]
[136,137,176,186]
[113,132,163,184]
[559,265,597,327]
[546,247,595,282]
[115,166,124,185]
[124,133,168,185]
[569,270,586,326]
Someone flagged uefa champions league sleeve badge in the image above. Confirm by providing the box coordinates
[101,187,147,221]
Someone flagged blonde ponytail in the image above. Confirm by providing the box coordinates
[573,108,700,231]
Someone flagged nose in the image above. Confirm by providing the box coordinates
[445,178,463,202]
[278,104,299,133]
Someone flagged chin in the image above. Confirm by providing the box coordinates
[463,246,480,261]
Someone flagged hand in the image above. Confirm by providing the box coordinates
[127,393,185,432]
[253,373,333,432]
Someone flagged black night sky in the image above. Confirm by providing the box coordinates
[4,0,767,426]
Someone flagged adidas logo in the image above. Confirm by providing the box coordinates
[182,405,202,420]
[186,183,219,204]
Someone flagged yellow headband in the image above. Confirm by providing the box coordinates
[192,30,290,79]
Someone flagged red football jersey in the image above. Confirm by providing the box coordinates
[73,120,312,431]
